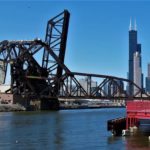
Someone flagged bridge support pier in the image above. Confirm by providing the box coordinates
[13,95,60,111]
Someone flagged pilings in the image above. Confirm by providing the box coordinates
[126,117,139,129]
[107,117,140,136]
[107,117,126,136]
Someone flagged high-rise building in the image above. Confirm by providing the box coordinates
[133,51,142,94]
[128,19,143,95]
[148,63,150,77]
[146,63,150,93]
[104,80,124,96]
[79,77,97,94]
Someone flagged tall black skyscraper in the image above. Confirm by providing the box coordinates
[128,19,142,95]
[146,63,150,93]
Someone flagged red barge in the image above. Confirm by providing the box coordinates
[108,100,150,135]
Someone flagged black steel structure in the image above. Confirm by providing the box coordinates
[0,10,149,109]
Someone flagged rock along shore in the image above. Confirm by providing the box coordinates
[0,104,26,112]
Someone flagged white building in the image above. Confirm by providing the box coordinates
[133,51,142,94]
[79,77,97,94]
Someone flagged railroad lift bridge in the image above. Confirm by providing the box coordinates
[0,10,149,110]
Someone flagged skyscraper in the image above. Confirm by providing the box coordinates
[148,63,150,77]
[128,19,142,95]
[146,63,150,93]
[79,77,97,94]
[133,51,141,94]
[104,80,124,96]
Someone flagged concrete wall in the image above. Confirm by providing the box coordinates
[0,93,13,104]
[0,85,10,93]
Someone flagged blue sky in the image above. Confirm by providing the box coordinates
[0,0,150,84]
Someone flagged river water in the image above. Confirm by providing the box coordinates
[0,108,150,150]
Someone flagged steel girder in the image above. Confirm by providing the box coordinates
[0,39,70,98]
[41,10,70,96]
[0,40,149,100]
[59,72,150,100]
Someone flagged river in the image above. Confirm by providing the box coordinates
[0,108,150,150]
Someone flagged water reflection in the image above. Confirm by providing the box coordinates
[108,130,150,150]
[53,111,65,150]
[125,130,150,150]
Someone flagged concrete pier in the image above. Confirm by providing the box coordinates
[0,93,60,111]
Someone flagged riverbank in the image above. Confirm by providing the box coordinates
[59,105,125,110]
[0,102,125,112]
[0,104,26,112]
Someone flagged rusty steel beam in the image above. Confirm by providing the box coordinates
[0,39,149,100]
[58,72,150,100]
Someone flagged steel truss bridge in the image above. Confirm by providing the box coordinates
[0,10,149,104]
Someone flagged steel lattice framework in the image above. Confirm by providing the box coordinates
[0,10,149,101]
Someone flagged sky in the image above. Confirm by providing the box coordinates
[0,0,150,85]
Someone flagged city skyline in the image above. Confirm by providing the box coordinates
[0,1,150,84]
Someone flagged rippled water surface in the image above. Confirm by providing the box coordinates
[0,108,150,150]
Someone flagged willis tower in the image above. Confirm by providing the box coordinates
[128,19,143,95]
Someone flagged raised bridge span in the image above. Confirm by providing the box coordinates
[0,10,149,109]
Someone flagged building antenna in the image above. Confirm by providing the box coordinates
[129,17,132,31]
[134,18,137,31]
